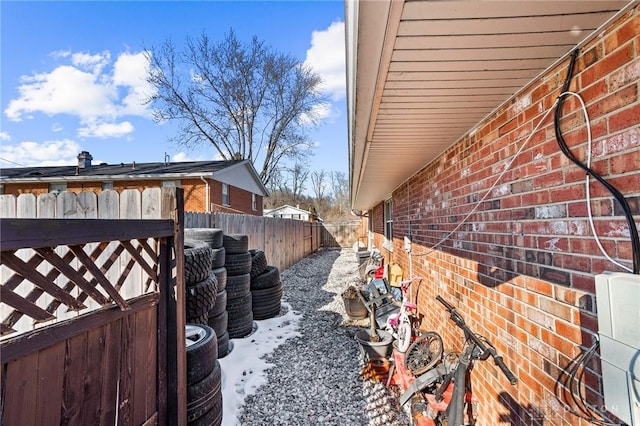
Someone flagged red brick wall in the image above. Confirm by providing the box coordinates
[370,8,639,425]
[2,183,49,195]
[209,180,263,215]
[2,178,263,216]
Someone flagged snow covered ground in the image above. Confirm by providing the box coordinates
[217,249,408,426]
[218,301,302,425]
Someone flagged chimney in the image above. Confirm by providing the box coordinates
[77,151,93,168]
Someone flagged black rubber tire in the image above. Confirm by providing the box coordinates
[185,228,224,249]
[227,311,254,339]
[186,324,217,384]
[185,273,218,319]
[207,310,228,337]
[249,249,268,278]
[251,283,283,320]
[227,291,253,338]
[210,247,226,269]
[184,240,214,285]
[186,312,208,325]
[216,331,230,359]
[226,292,253,318]
[252,303,282,321]
[224,251,252,276]
[250,266,280,290]
[226,273,251,299]
[222,234,249,254]
[187,391,223,426]
[187,361,222,422]
[209,289,227,318]
[211,267,227,292]
[250,282,283,302]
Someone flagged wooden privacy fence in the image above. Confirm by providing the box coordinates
[320,221,365,248]
[185,213,366,269]
[0,188,187,426]
[185,212,323,271]
[0,188,170,220]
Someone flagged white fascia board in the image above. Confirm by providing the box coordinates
[212,160,269,197]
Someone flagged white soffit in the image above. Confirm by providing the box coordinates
[350,0,633,210]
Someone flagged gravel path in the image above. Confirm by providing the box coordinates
[237,249,409,426]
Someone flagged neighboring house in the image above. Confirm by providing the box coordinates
[0,151,269,215]
[347,2,639,426]
[263,204,320,222]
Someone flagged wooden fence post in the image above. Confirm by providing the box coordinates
[161,187,185,426]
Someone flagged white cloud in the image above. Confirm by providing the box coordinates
[113,51,155,117]
[78,120,134,138]
[4,50,153,138]
[304,21,346,101]
[0,139,81,166]
[172,152,214,162]
[299,102,332,126]
[172,152,192,162]
[5,65,117,121]
[0,132,10,141]
[71,51,110,74]
[50,50,71,60]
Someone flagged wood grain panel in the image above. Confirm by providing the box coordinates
[118,314,134,426]
[61,332,87,426]
[82,327,107,425]
[3,351,39,425]
[99,320,122,425]
[35,341,65,426]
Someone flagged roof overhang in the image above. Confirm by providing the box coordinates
[212,159,270,197]
[346,0,635,211]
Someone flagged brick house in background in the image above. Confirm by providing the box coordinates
[0,151,269,215]
[347,2,639,426]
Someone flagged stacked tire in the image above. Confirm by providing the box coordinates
[185,228,230,358]
[223,234,254,338]
[184,240,218,325]
[249,250,283,320]
[186,324,222,426]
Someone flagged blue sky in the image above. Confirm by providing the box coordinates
[0,1,347,178]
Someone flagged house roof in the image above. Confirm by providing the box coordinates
[264,204,312,215]
[345,0,634,211]
[0,158,270,197]
[264,204,323,222]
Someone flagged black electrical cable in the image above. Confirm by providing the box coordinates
[559,340,619,426]
[554,49,640,274]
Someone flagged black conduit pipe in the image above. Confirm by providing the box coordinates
[554,49,640,274]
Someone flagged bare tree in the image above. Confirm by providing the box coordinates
[310,170,327,201]
[288,162,309,200]
[329,171,350,218]
[145,30,327,186]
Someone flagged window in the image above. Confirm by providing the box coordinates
[49,182,67,193]
[252,193,257,211]
[102,181,114,190]
[384,199,393,242]
[222,183,230,206]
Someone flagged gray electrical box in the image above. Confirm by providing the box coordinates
[595,272,640,425]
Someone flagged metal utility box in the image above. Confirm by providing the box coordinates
[595,272,640,425]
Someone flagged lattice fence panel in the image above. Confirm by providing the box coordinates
[0,237,160,339]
